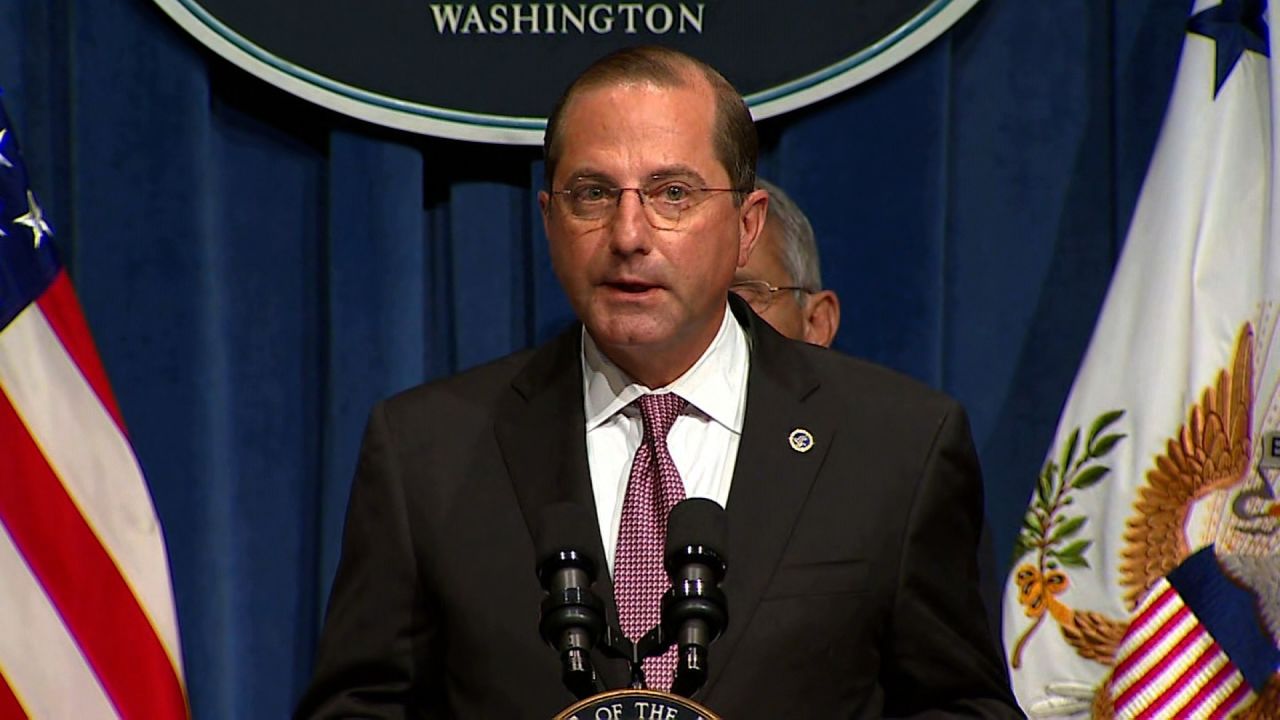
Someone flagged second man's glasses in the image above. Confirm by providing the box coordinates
[730,280,812,309]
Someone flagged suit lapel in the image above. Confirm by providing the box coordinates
[493,327,631,689]
[701,300,836,699]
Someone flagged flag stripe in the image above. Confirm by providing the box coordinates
[0,303,183,670]
[0,520,117,719]
[1208,680,1252,719]
[1111,584,1179,681]
[33,271,124,432]
[1180,661,1244,720]
[1112,603,1194,695]
[1132,637,1222,720]
[0,390,186,718]
[1116,617,1204,711]
[0,668,30,720]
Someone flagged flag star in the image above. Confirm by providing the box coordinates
[14,190,52,249]
[1187,0,1270,97]
[0,128,11,169]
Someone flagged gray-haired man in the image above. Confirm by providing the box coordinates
[730,178,841,346]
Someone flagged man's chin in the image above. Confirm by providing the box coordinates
[583,314,675,353]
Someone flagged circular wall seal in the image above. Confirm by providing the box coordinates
[154,0,981,144]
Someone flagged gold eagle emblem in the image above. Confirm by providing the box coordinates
[1011,324,1256,667]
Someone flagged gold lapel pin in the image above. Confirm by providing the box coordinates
[788,428,814,453]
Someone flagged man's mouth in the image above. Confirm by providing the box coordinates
[605,280,659,293]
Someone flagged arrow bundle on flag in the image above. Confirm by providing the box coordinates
[1001,0,1280,717]
[0,97,189,717]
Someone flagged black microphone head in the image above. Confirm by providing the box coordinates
[665,498,728,566]
[533,503,606,695]
[662,498,730,697]
[534,502,602,586]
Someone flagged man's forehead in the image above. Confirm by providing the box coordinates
[554,79,722,180]
[571,63,704,102]
[562,75,713,124]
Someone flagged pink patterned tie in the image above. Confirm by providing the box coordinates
[614,392,687,690]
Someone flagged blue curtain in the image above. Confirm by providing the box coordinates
[3,0,1188,716]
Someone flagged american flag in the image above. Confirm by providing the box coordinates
[0,97,188,717]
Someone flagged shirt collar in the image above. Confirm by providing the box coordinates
[581,302,749,433]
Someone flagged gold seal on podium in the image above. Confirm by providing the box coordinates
[554,688,722,720]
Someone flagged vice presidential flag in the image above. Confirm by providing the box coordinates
[1001,1,1280,717]
[0,97,189,717]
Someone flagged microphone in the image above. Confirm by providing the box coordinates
[661,498,729,698]
[535,502,606,700]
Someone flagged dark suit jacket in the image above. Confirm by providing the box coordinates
[295,300,1022,718]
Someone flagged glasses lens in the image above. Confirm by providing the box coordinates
[565,184,613,221]
[642,203,682,230]
[644,183,698,226]
[730,282,771,306]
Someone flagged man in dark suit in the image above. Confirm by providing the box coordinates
[296,46,1021,718]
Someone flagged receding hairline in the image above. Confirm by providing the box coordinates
[572,49,708,95]
[543,47,756,194]
[546,60,712,172]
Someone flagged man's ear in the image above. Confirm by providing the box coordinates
[737,188,769,267]
[538,190,552,233]
[802,290,841,348]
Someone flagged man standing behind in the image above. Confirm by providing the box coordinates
[730,177,841,347]
[296,46,1020,718]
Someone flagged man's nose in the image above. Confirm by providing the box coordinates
[606,189,652,253]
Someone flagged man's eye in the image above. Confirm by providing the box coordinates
[571,186,610,203]
[655,183,692,203]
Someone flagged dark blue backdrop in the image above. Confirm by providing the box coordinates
[3,0,1188,717]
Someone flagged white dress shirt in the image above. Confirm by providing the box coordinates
[581,304,750,572]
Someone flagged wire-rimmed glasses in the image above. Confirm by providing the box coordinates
[730,279,812,310]
[548,178,745,230]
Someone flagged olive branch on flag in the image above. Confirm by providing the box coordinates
[1009,409,1126,666]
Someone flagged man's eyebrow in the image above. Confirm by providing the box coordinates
[557,166,709,186]
[560,170,616,185]
[646,165,707,184]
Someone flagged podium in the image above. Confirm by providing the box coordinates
[554,689,721,720]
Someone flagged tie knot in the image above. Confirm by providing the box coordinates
[636,393,686,440]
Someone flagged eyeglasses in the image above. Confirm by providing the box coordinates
[730,280,812,309]
[548,178,745,230]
